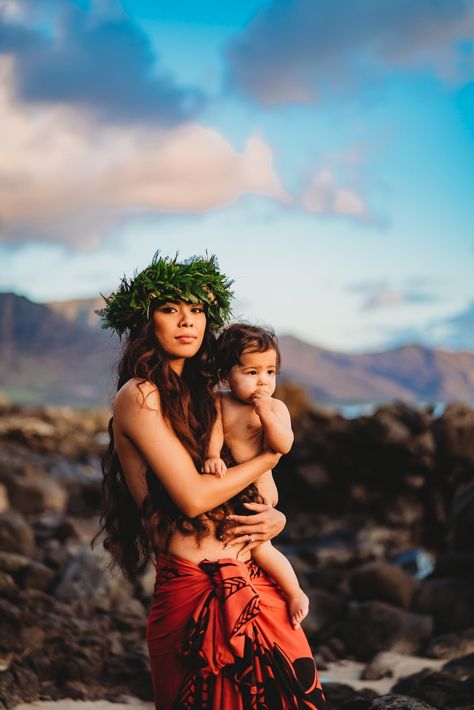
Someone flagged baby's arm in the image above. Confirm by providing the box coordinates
[252,542,309,629]
[255,469,278,507]
[203,394,227,477]
[252,396,294,455]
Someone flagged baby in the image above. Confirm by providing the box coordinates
[204,323,309,629]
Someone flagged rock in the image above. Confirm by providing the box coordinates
[0,484,8,514]
[0,552,29,575]
[282,553,313,583]
[367,696,437,709]
[442,652,474,680]
[376,403,431,437]
[0,599,23,655]
[0,572,17,600]
[22,560,56,591]
[412,578,474,633]
[370,408,413,447]
[340,601,433,661]
[432,551,474,579]
[0,552,55,591]
[3,471,68,515]
[316,643,339,663]
[322,681,377,708]
[54,547,133,611]
[432,402,474,466]
[392,665,474,709]
[383,497,425,528]
[66,478,102,518]
[113,598,146,632]
[64,636,106,683]
[303,588,346,636]
[296,463,330,490]
[9,663,39,703]
[450,480,474,552]
[0,511,35,556]
[0,662,39,706]
[55,516,99,545]
[426,627,474,660]
[361,652,397,681]
[349,561,420,608]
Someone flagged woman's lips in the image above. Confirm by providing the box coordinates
[175,335,196,342]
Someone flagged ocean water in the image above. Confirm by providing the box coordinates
[332,400,473,420]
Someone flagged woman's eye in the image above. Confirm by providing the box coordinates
[192,307,204,313]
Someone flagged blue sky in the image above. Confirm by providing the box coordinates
[0,0,473,352]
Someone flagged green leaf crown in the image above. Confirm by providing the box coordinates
[96,252,234,337]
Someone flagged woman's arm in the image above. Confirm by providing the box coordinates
[113,379,281,518]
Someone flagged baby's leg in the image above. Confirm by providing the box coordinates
[252,542,309,629]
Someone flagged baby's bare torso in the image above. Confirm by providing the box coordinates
[221,391,264,464]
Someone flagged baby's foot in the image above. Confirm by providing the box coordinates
[287,591,309,629]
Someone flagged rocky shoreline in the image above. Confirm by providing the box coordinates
[0,396,473,709]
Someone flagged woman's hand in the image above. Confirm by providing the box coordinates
[224,500,286,556]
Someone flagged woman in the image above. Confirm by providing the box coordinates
[93,253,326,709]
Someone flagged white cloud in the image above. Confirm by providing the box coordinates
[301,169,367,219]
[0,58,289,248]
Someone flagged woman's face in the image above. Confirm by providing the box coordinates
[152,300,206,367]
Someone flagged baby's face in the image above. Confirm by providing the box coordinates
[226,348,277,404]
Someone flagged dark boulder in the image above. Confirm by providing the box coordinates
[412,578,474,634]
[432,403,474,467]
[2,469,67,515]
[0,512,35,556]
[426,628,474,660]
[392,654,474,709]
[449,481,474,552]
[340,601,433,661]
[368,696,437,709]
[303,588,347,636]
[322,681,377,710]
[349,561,420,608]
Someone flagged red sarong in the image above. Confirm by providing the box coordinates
[147,552,326,709]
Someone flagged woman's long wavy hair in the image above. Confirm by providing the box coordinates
[92,307,262,582]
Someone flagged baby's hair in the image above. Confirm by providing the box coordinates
[216,322,281,380]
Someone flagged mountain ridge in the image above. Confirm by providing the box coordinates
[1,292,473,406]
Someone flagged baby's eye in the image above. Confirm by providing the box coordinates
[248,370,257,375]
[268,370,276,375]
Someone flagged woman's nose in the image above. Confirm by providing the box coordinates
[178,308,194,326]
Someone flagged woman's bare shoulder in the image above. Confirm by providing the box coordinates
[114,378,161,415]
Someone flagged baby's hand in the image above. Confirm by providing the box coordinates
[202,457,227,477]
[251,391,273,417]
